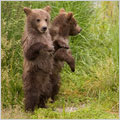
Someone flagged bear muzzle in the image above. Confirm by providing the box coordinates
[77,26,82,33]
[42,26,47,32]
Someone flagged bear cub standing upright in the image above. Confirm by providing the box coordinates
[50,8,82,102]
[22,6,54,111]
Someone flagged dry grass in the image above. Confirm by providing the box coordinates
[1,106,31,119]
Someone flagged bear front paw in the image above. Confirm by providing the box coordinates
[58,41,69,49]
[48,46,54,52]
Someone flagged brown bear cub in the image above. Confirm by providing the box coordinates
[50,9,82,102]
[22,6,54,111]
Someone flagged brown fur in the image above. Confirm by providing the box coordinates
[22,6,54,111]
[50,9,82,102]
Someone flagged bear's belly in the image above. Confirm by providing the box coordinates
[35,52,54,73]
[35,71,52,97]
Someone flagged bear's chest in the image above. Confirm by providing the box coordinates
[37,33,53,48]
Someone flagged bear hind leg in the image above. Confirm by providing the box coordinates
[24,91,39,112]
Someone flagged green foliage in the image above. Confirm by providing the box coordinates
[31,102,118,119]
[1,1,119,119]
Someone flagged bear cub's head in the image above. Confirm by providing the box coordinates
[51,8,82,37]
[24,6,51,33]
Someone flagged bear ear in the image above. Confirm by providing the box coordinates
[24,7,32,16]
[59,8,65,14]
[44,6,51,13]
[66,12,73,22]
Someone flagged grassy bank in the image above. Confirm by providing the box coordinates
[1,1,119,119]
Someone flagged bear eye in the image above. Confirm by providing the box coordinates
[45,19,48,22]
[37,19,40,22]
[74,23,77,27]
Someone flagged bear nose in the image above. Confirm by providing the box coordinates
[42,27,47,32]
[78,28,82,33]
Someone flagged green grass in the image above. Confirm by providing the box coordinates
[1,1,119,119]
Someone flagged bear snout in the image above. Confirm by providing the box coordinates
[42,26,47,32]
[79,28,82,32]
[76,25,82,33]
